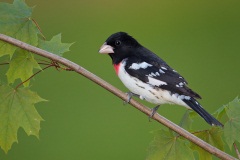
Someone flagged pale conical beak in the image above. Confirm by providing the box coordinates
[99,42,114,54]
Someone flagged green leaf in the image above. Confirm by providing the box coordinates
[0,0,32,18]
[147,129,195,160]
[213,105,228,124]
[179,110,196,131]
[6,49,41,87]
[190,127,224,160]
[0,0,38,57]
[223,97,240,150]
[0,84,45,153]
[38,34,73,56]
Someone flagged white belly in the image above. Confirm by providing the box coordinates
[117,61,190,109]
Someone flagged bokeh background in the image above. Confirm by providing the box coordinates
[0,0,240,159]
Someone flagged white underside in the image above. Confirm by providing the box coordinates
[118,61,190,109]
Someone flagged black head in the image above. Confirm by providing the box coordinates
[99,32,141,64]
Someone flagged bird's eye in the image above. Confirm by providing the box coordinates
[115,40,121,46]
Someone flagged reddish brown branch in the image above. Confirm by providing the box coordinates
[38,62,51,65]
[15,60,71,89]
[15,64,53,89]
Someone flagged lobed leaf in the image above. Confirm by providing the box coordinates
[190,127,224,160]
[223,97,240,150]
[0,0,38,57]
[178,110,197,131]
[6,49,41,87]
[0,84,45,153]
[147,129,195,160]
[213,105,228,124]
[38,34,73,56]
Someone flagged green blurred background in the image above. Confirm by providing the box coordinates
[1,0,240,159]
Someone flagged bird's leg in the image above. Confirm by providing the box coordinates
[149,105,160,121]
[124,91,139,104]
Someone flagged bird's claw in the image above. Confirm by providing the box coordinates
[148,105,160,122]
[123,92,139,104]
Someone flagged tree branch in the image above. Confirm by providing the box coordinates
[0,34,237,160]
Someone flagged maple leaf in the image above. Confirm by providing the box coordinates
[190,127,224,160]
[0,0,38,57]
[223,97,240,150]
[179,110,197,131]
[0,85,45,153]
[146,129,194,160]
[213,105,229,124]
[38,34,73,56]
[6,49,41,87]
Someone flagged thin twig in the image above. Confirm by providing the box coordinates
[36,59,51,63]
[38,62,51,65]
[15,61,71,89]
[15,64,53,89]
[31,18,46,40]
[191,129,209,135]
[0,33,237,160]
[0,62,9,65]
[38,61,73,70]
[234,142,240,159]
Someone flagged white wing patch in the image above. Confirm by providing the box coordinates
[176,82,185,88]
[161,67,167,70]
[159,69,165,74]
[129,62,152,70]
[173,93,191,100]
[148,77,167,86]
[147,72,161,77]
[179,82,184,86]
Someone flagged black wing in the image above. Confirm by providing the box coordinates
[125,56,201,99]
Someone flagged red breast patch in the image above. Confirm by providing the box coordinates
[113,63,120,75]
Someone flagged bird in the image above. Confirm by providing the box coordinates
[99,32,223,127]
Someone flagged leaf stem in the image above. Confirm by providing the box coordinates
[0,33,236,160]
[38,62,51,65]
[14,60,72,89]
[233,142,240,159]
[0,62,9,65]
[15,64,53,90]
[31,18,46,40]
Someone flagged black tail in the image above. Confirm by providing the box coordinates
[182,98,223,127]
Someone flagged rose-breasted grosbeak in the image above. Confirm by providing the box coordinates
[99,32,223,127]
